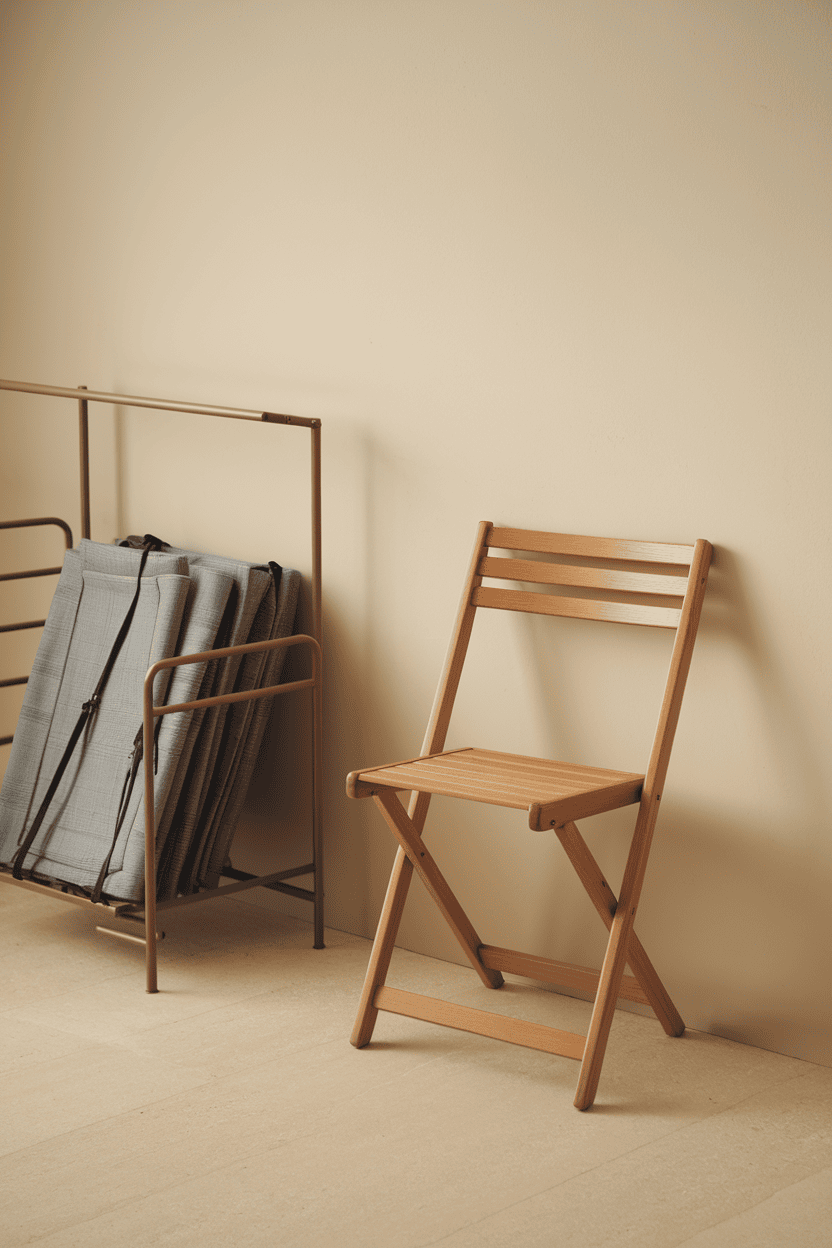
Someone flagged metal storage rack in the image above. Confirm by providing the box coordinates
[0,378,323,990]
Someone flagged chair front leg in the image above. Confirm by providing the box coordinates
[351,847,414,1048]
[574,905,634,1110]
[373,788,503,990]
[574,797,661,1110]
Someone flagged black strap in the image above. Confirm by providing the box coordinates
[268,560,283,595]
[12,536,164,882]
[90,724,145,902]
[254,560,283,596]
[94,552,283,903]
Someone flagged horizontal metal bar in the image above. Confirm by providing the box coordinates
[271,881,315,902]
[0,619,46,633]
[220,865,316,902]
[0,565,63,582]
[0,860,318,916]
[0,378,319,429]
[155,676,315,718]
[0,870,121,911]
[0,837,318,917]
[0,522,72,679]
[0,735,13,747]
[95,925,165,946]
[146,634,321,721]
[151,867,312,910]
[262,411,321,428]
[222,863,314,884]
[147,631,321,677]
[0,516,73,544]
[217,864,315,901]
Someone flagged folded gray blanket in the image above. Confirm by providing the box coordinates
[0,537,300,903]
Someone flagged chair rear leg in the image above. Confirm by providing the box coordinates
[555,821,684,1037]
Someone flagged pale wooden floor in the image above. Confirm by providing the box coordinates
[2,883,831,1247]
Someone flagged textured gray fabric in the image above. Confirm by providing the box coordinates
[0,545,188,875]
[1,538,301,905]
[110,539,299,900]
[0,550,85,860]
[201,566,301,889]
[149,565,234,866]
[147,547,274,899]
[180,572,278,894]
[0,553,191,896]
[103,566,235,901]
[77,541,189,582]
[76,544,234,882]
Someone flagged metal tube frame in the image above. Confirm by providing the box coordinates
[0,519,74,738]
[140,632,322,991]
[0,379,324,981]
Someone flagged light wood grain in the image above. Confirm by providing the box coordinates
[351,748,643,824]
[350,524,500,1049]
[574,538,712,1109]
[347,523,711,1110]
[473,585,681,628]
[372,788,502,990]
[554,821,685,1037]
[374,987,586,1060]
[350,848,413,1048]
[479,946,650,1006]
[478,555,688,597]
[487,527,694,565]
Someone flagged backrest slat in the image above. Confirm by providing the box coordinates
[478,555,687,599]
[488,527,694,566]
[473,586,682,629]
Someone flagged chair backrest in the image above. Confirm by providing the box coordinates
[475,526,699,629]
[421,523,712,803]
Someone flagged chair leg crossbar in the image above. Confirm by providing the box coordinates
[347,523,711,1109]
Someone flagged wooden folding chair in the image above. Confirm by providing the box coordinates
[347,522,712,1109]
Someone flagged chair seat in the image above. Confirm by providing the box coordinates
[348,747,643,830]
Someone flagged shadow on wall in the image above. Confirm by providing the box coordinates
[673,549,829,1069]
[650,796,832,1066]
[495,542,832,1065]
[706,546,829,819]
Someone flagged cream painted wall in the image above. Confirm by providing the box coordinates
[1,1,830,1064]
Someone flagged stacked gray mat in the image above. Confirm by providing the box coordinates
[0,537,300,903]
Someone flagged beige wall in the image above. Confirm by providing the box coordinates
[1,0,830,1064]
